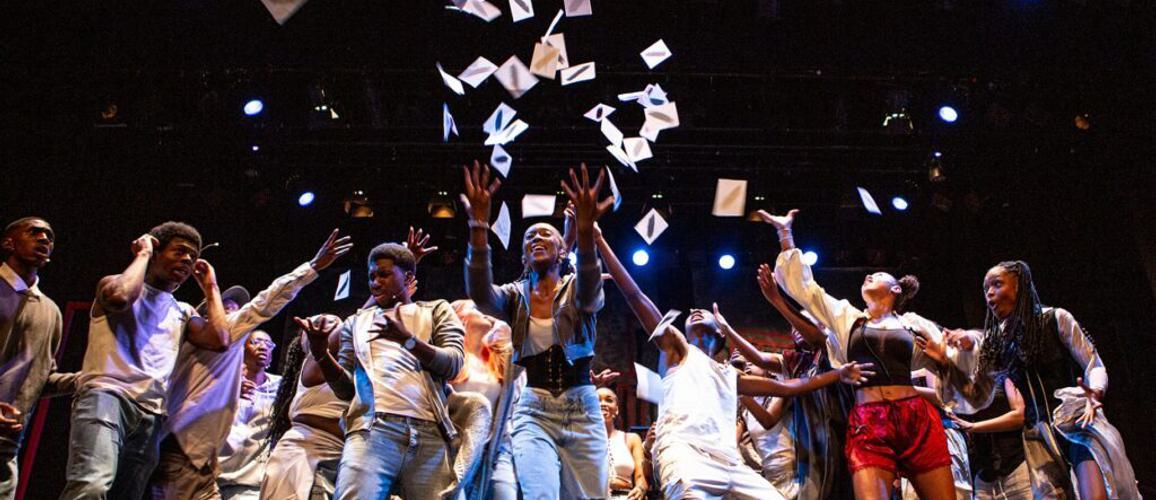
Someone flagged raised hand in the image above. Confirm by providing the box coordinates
[192,259,218,291]
[913,328,948,367]
[1075,377,1103,428]
[368,304,415,345]
[711,303,735,334]
[590,368,621,387]
[559,164,614,230]
[131,234,159,257]
[943,329,977,351]
[406,227,439,263]
[838,361,876,386]
[461,160,502,225]
[293,314,342,358]
[310,229,354,271]
[756,264,783,305]
[755,209,799,232]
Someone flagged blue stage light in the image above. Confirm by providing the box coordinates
[632,249,650,266]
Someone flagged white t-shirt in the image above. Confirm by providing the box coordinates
[608,429,635,485]
[525,316,555,357]
[218,373,282,487]
[366,303,436,422]
[744,397,797,495]
[653,347,739,464]
[79,283,191,415]
[291,374,346,421]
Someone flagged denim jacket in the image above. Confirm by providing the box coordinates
[464,244,604,364]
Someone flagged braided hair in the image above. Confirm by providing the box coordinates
[977,261,1046,377]
[267,331,307,447]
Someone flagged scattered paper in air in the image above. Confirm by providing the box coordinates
[711,179,748,217]
[436,63,466,96]
[458,57,498,88]
[641,39,672,69]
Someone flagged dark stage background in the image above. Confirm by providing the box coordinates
[3,0,1155,497]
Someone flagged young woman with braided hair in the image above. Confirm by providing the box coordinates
[765,209,977,500]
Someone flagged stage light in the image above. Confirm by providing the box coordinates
[802,250,819,266]
[243,99,265,116]
[250,145,260,152]
[427,191,457,219]
[892,197,909,211]
[718,254,736,270]
[632,249,650,266]
[297,192,315,207]
[938,106,958,123]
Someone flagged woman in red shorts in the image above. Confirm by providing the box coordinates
[763,209,974,500]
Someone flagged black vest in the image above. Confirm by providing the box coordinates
[1004,309,1082,426]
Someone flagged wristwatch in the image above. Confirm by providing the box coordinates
[402,336,417,351]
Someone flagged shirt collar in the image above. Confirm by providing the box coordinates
[0,262,40,297]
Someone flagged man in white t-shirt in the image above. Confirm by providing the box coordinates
[149,230,350,500]
[60,222,231,500]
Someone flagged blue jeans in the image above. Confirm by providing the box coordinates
[511,386,607,500]
[59,389,164,500]
[334,414,453,500]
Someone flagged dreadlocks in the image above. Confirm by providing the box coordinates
[267,331,307,447]
[978,261,1047,377]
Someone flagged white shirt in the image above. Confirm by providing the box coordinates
[744,397,796,483]
[291,376,346,421]
[164,263,317,468]
[364,303,436,422]
[218,372,282,487]
[525,316,555,357]
[79,282,192,415]
[653,347,740,464]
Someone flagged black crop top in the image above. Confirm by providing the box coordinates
[847,323,914,388]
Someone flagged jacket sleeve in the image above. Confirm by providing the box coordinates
[465,244,518,320]
[227,262,319,343]
[1053,307,1108,393]
[424,301,467,381]
[774,248,864,363]
[572,248,605,314]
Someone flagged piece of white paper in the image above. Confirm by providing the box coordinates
[508,0,534,22]
[606,166,622,211]
[606,144,637,172]
[458,57,498,88]
[491,145,512,177]
[559,62,595,85]
[492,202,512,249]
[635,208,668,245]
[647,309,682,341]
[857,187,882,215]
[712,178,747,217]
[484,102,517,135]
[543,33,569,69]
[634,362,664,405]
[600,118,624,147]
[447,0,502,22]
[623,137,652,163]
[334,270,351,301]
[493,56,539,99]
[436,63,466,96]
[584,103,616,122]
[563,0,591,17]
[542,9,564,40]
[521,194,557,218]
[484,119,529,146]
[641,39,672,69]
[643,101,680,131]
[442,103,459,143]
[530,42,561,79]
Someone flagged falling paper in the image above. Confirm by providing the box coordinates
[508,0,534,22]
[334,270,351,301]
[447,0,502,22]
[484,103,517,135]
[643,102,680,132]
[623,137,652,163]
[559,62,596,85]
[635,208,668,245]
[639,122,660,142]
[491,145,512,177]
[600,118,624,147]
[458,57,498,88]
[857,187,882,215]
[634,362,664,405]
[530,43,562,79]
[542,9,564,40]
[648,309,682,341]
[606,145,637,172]
[606,166,622,211]
[522,194,557,218]
[484,119,529,146]
[641,39,672,69]
[584,104,616,122]
[436,63,466,96]
[641,84,669,108]
[543,33,569,69]
[493,56,539,99]
[442,103,459,143]
[563,0,591,17]
[260,0,309,25]
[711,179,748,217]
[492,202,512,249]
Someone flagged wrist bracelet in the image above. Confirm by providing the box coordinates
[468,220,490,230]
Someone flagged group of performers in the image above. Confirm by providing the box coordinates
[0,162,1141,499]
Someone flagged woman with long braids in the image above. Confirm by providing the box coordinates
[260,323,346,500]
[462,162,614,499]
[970,261,1114,499]
[766,209,974,500]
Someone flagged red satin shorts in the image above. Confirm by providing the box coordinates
[845,395,952,477]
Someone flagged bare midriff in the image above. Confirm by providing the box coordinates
[855,384,920,404]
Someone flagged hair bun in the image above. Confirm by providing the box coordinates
[896,275,921,312]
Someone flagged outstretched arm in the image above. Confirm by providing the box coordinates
[713,303,782,372]
[738,361,873,397]
[757,264,826,346]
[560,165,613,314]
[950,378,1025,433]
[461,161,514,319]
[596,230,688,361]
[739,395,788,431]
